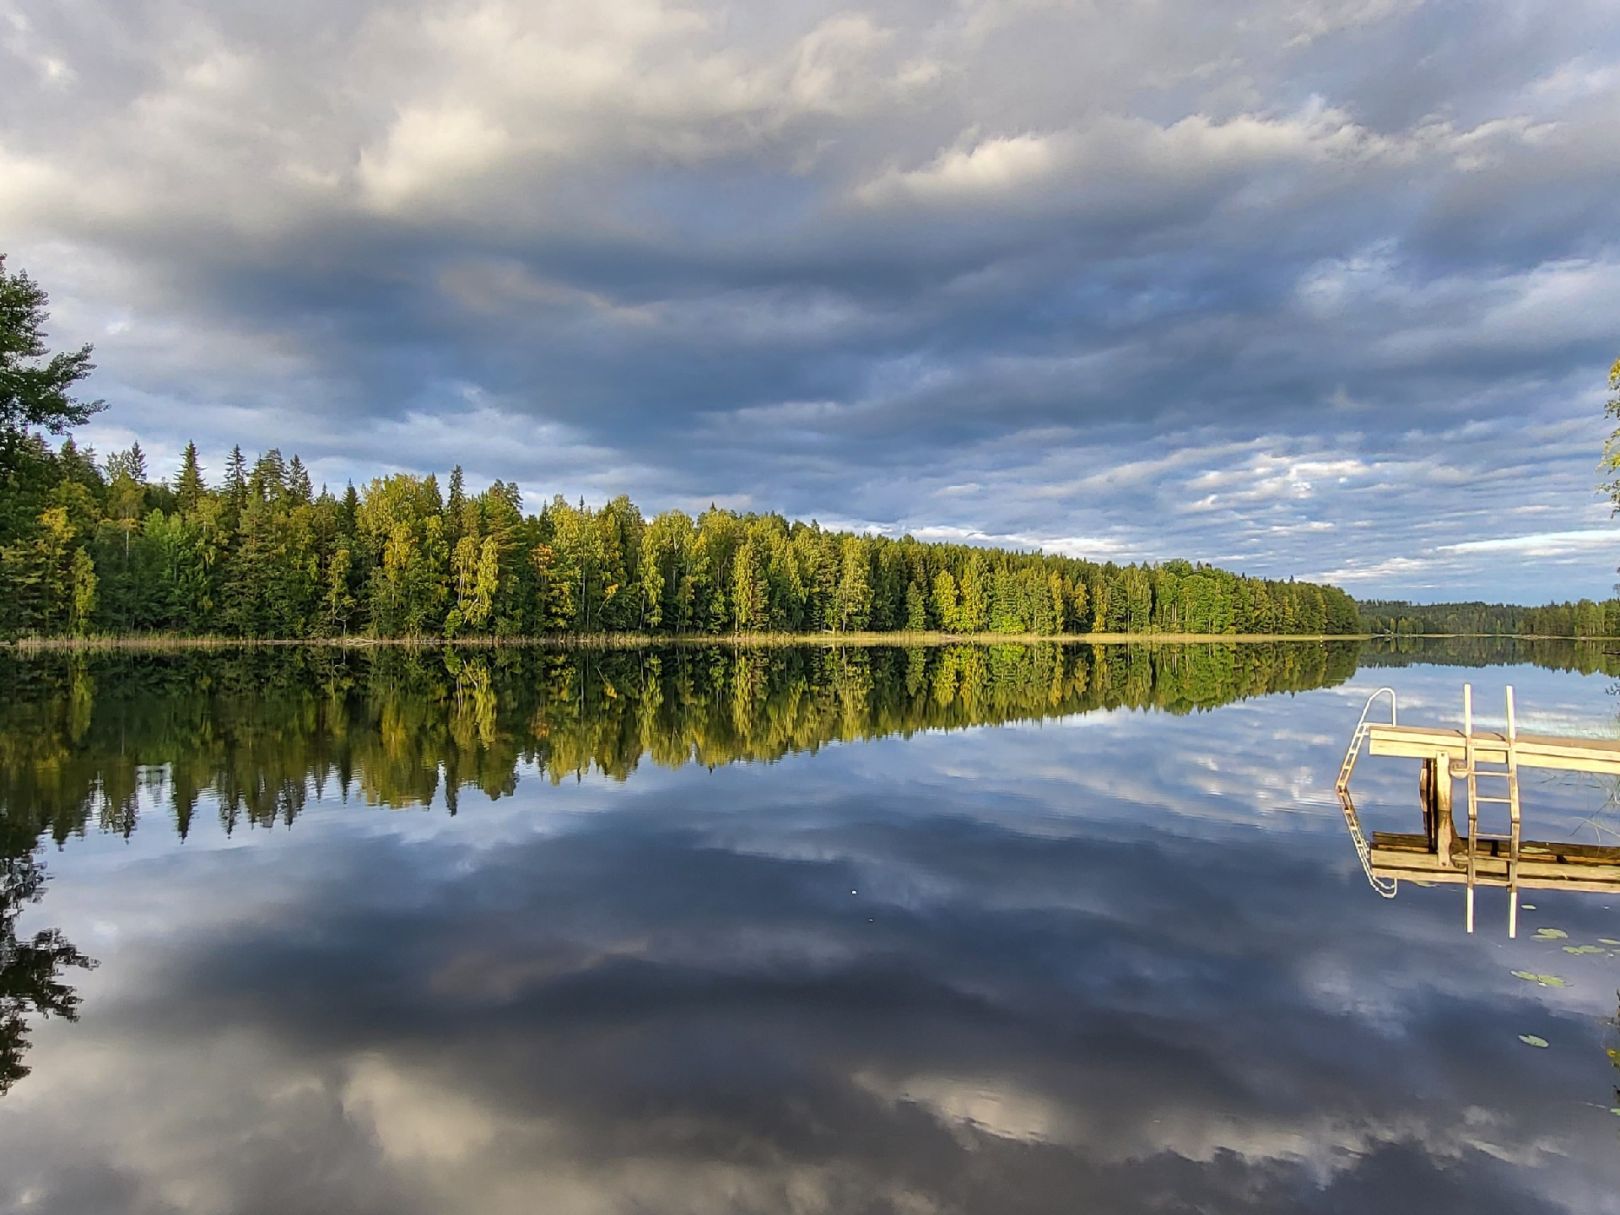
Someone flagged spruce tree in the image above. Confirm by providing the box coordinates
[176,442,206,514]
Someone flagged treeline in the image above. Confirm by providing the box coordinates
[3,641,1362,845]
[1359,635,1620,676]
[0,437,1360,640]
[1360,598,1620,639]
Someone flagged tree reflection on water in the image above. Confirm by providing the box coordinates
[0,829,94,1095]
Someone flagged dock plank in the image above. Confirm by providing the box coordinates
[1367,724,1620,775]
[1370,830,1620,892]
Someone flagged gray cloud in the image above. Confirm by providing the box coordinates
[3,0,1618,599]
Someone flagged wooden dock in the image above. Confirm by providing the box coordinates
[1367,724,1620,776]
[1337,683,1620,934]
[1368,831,1620,895]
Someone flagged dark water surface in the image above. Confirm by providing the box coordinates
[2,641,1618,1214]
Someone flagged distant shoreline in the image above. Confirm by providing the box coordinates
[7,629,1373,652]
[0,629,1468,652]
[9,630,1619,653]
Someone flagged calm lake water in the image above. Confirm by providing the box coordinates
[2,641,1618,1214]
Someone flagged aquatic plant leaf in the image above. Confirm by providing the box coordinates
[1533,928,1569,940]
[1600,938,1620,946]
[1521,904,1536,910]
[1563,944,1606,955]
[1518,1034,1550,1048]
[1510,971,1568,987]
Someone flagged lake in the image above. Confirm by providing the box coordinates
[2,640,1618,1214]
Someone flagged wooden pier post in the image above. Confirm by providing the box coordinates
[1433,749,1455,866]
[1420,756,1434,842]
[1419,753,1457,866]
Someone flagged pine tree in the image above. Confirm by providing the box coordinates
[223,445,248,527]
[959,556,989,632]
[176,442,206,514]
[932,570,959,632]
[446,465,467,548]
[287,454,313,504]
[340,482,359,534]
[905,581,927,631]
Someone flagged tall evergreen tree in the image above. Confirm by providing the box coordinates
[287,454,313,504]
[175,442,206,514]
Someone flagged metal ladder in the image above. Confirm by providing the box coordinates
[1336,687,1397,795]
[1335,688,1400,898]
[1460,683,1522,937]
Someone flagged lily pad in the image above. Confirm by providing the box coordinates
[1511,970,1568,988]
[1601,938,1620,946]
[1563,944,1607,955]
[1518,1034,1550,1048]
[1612,1108,1620,1117]
[1533,927,1569,940]
[1521,904,1536,910]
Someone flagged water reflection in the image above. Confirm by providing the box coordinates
[1340,786,1620,911]
[0,832,94,1095]
[1361,634,1620,675]
[1,641,1363,841]
[0,640,1360,1108]
[2,643,1619,1214]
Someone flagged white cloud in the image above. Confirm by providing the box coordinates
[358,104,514,213]
[1438,528,1618,558]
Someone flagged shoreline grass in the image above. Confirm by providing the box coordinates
[9,630,1618,654]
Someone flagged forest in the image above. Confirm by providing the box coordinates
[1359,598,1620,639]
[0,436,1364,641]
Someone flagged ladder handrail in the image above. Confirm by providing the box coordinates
[1338,790,1400,898]
[1335,687,1398,794]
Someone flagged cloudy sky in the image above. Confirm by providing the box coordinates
[3,0,1618,601]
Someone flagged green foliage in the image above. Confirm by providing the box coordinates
[0,433,1372,640]
[0,256,102,495]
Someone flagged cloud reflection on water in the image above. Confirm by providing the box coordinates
[1,642,1619,1214]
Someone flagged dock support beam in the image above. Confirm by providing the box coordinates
[1419,752,1457,867]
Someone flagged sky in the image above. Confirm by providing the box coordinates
[2,0,1618,603]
